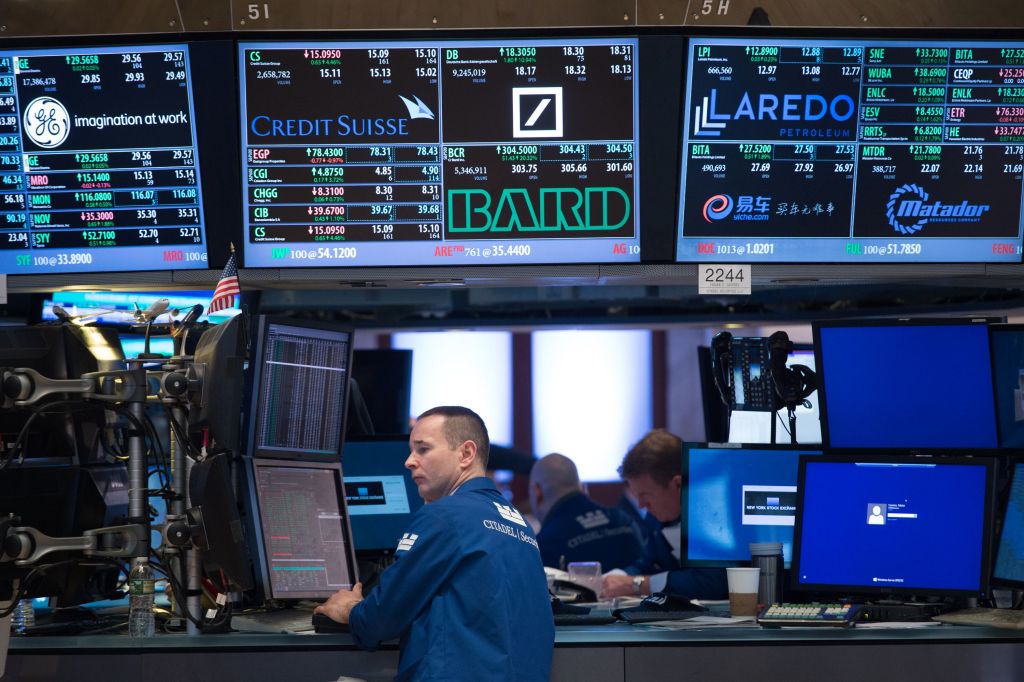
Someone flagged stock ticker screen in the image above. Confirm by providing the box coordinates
[0,45,207,274]
[239,39,639,267]
[677,38,1024,263]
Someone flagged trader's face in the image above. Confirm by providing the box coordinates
[625,473,682,523]
[406,415,463,503]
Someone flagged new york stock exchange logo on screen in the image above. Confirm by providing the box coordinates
[23,96,71,148]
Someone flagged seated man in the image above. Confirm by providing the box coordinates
[529,453,644,571]
[602,430,727,600]
[316,406,554,682]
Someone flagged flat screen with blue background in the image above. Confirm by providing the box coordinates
[994,462,1024,585]
[342,439,423,552]
[683,444,822,566]
[989,327,1024,448]
[815,322,998,449]
[795,458,992,596]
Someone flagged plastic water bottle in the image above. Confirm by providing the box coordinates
[128,561,156,637]
[11,599,35,633]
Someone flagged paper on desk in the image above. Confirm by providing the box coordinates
[856,620,944,629]
[641,615,758,629]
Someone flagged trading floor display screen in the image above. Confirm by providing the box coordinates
[677,38,1024,263]
[0,45,207,273]
[239,39,639,267]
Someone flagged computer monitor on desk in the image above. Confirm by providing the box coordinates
[682,444,822,567]
[994,461,1024,587]
[793,455,996,599]
[342,439,423,553]
[245,459,358,601]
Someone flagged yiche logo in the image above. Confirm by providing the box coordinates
[576,510,610,530]
[513,87,563,138]
[23,96,70,148]
[693,88,855,137]
[494,502,528,527]
[703,194,733,222]
[886,183,991,235]
[396,533,418,552]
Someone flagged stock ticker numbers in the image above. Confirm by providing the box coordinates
[677,39,1024,263]
[0,46,207,274]
[240,40,639,267]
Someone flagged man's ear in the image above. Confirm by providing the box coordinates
[459,439,478,469]
[670,474,683,492]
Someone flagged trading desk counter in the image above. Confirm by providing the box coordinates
[6,623,1024,682]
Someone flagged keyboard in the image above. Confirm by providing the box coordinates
[553,609,617,626]
[757,603,862,628]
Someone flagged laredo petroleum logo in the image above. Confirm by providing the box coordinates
[23,96,70,148]
[703,194,733,222]
[886,183,990,235]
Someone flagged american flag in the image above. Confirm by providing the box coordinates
[209,252,239,313]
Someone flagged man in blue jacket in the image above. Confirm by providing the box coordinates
[601,430,727,600]
[530,453,644,571]
[315,406,554,682]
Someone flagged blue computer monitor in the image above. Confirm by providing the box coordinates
[814,319,998,450]
[342,439,423,553]
[682,444,822,567]
[994,461,1024,587]
[793,455,996,598]
[989,325,1024,448]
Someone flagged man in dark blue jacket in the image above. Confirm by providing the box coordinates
[315,406,554,682]
[530,453,644,571]
[601,430,727,600]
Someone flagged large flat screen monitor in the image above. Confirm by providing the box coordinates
[342,438,423,553]
[682,443,822,567]
[989,325,1024,448]
[793,455,996,598]
[246,317,354,462]
[238,38,639,267]
[993,461,1024,587]
[677,38,1024,263]
[245,458,358,601]
[0,44,209,273]
[814,319,998,450]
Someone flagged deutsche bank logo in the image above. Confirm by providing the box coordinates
[513,87,563,138]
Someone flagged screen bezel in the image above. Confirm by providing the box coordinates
[813,317,1001,453]
[246,457,360,602]
[674,34,1024,265]
[791,453,997,599]
[988,323,1024,450]
[244,315,355,463]
[680,441,823,568]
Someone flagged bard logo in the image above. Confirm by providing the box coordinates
[693,88,855,137]
[23,96,70,148]
[396,533,418,552]
[447,187,630,233]
[886,183,991,235]
[494,503,528,528]
[576,510,610,530]
[703,194,733,222]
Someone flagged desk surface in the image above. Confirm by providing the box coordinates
[8,622,1024,652]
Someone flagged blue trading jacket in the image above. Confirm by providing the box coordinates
[349,477,555,682]
[625,521,728,599]
[536,492,645,571]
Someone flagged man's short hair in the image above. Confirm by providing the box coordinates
[617,429,682,486]
[417,406,490,469]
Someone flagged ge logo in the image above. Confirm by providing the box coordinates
[23,96,70,149]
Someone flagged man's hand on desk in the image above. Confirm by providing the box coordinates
[602,574,648,598]
[314,582,364,624]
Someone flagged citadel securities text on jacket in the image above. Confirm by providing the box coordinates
[348,476,555,682]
